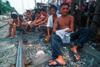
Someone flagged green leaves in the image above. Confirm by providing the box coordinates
[0,0,18,15]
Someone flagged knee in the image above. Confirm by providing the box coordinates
[13,26,16,28]
[85,27,92,33]
[38,25,42,29]
[84,27,92,34]
[33,23,36,26]
[30,24,33,28]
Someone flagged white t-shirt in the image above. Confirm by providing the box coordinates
[47,14,61,28]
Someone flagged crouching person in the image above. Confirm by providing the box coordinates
[38,8,49,38]
[5,14,23,39]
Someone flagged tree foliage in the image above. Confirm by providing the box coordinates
[0,0,18,15]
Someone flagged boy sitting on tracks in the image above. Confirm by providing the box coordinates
[5,14,24,39]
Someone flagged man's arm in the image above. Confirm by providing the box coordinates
[65,16,74,32]
[53,19,58,33]
[8,21,13,25]
[35,17,44,23]
[32,18,37,23]
[37,15,49,25]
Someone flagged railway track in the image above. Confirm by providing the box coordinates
[0,20,100,67]
[0,19,12,29]
[0,23,8,29]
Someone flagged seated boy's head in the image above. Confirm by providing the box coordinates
[26,18,30,21]
[19,15,23,18]
[11,14,18,21]
[40,8,46,16]
[19,15,23,22]
[27,10,31,15]
[60,3,69,16]
[35,11,41,18]
[50,5,57,15]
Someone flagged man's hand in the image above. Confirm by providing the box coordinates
[8,22,12,25]
[53,29,57,33]
[47,35,50,41]
[65,29,73,33]
[65,30,70,33]
[13,24,16,26]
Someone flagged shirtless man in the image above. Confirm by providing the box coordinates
[37,8,49,36]
[48,3,74,66]
[5,14,20,39]
[48,3,91,66]
[30,11,44,30]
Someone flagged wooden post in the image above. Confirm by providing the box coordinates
[78,0,84,30]
[90,0,100,39]
[71,0,76,16]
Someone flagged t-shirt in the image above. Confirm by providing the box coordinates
[47,14,61,28]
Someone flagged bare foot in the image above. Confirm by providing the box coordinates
[41,32,44,34]
[71,48,80,60]
[49,58,66,66]
[5,34,11,38]
[49,60,53,63]
[42,34,46,36]
[9,36,15,39]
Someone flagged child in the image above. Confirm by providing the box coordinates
[5,14,21,39]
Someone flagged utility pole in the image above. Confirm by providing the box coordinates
[34,0,37,9]
[22,0,25,14]
[78,0,84,30]
[41,0,42,3]
[90,0,100,39]
[47,0,49,14]
[71,0,76,16]
[53,0,54,5]
[41,0,42,8]
[60,0,62,4]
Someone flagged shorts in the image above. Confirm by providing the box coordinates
[16,26,24,32]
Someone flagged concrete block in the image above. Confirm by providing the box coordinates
[32,54,52,67]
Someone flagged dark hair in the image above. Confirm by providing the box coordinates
[19,15,23,22]
[50,5,57,10]
[27,10,30,12]
[19,15,23,18]
[11,14,17,19]
[40,8,46,12]
[35,11,40,14]
[60,3,69,8]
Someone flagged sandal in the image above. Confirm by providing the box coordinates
[70,50,80,62]
[47,59,67,67]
